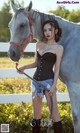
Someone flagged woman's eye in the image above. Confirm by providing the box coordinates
[20,23,25,28]
[49,28,52,31]
[44,29,46,32]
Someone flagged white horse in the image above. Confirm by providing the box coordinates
[8,1,80,133]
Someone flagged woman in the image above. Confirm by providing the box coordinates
[18,19,64,133]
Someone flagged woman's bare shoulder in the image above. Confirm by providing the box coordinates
[56,43,64,51]
[36,41,43,48]
[55,43,64,57]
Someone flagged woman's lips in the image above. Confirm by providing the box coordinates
[46,35,50,38]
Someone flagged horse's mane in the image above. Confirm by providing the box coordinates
[14,7,80,28]
[38,11,79,27]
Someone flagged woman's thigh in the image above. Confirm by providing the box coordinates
[45,91,61,122]
[32,92,43,119]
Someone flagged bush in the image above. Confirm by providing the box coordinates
[0,78,31,94]
[0,103,74,133]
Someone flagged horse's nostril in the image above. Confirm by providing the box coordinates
[13,51,16,57]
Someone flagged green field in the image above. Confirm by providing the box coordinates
[0,56,34,68]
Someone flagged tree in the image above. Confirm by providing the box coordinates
[49,6,80,23]
[67,9,80,22]
[49,6,70,19]
[0,0,24,42]
[0,2,11,41]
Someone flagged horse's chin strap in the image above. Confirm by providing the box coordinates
[10,16,33,54]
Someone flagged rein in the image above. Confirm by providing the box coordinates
[10,16,33,54]
[16,62,38,84]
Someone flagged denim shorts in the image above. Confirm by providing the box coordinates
[31,79,54,96]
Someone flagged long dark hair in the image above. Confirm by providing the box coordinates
[42,20,62,42]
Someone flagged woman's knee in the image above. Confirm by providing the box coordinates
[52,111,61,122]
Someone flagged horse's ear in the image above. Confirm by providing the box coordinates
[26,1,32,12]
[11,1,18,13]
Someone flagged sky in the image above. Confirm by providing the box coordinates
[0,0,80,13]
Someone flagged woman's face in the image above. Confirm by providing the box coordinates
[43,23,55,40]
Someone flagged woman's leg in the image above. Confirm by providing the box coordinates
[31,92,43,133]
[45,91,63,133]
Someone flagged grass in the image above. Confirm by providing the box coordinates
[0,56,34,68]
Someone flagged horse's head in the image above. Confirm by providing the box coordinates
[8,1,34,61]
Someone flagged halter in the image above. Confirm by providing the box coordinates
[10,16,33,54]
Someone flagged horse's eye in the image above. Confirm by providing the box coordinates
[20,23,25,28]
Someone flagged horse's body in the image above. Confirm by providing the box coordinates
[8,2,80,132]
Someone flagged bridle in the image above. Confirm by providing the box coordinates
[10,16,33,54]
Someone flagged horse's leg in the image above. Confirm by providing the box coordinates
[67,81,80,133]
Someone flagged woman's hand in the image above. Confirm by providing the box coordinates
[17,66,25,74]
[48,85,56,96]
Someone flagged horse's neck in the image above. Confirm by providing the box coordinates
[30,11,74,42]
[55,15,75,33]
[55,16,77,45]
[30,10,43,41]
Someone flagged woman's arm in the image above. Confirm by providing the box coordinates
[49,45,64,95]
[19,52,38,70]
[18,42,39,73]
[52,45,64,89]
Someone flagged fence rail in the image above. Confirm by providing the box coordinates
[0,42,70,104]
[0,93,70,104]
